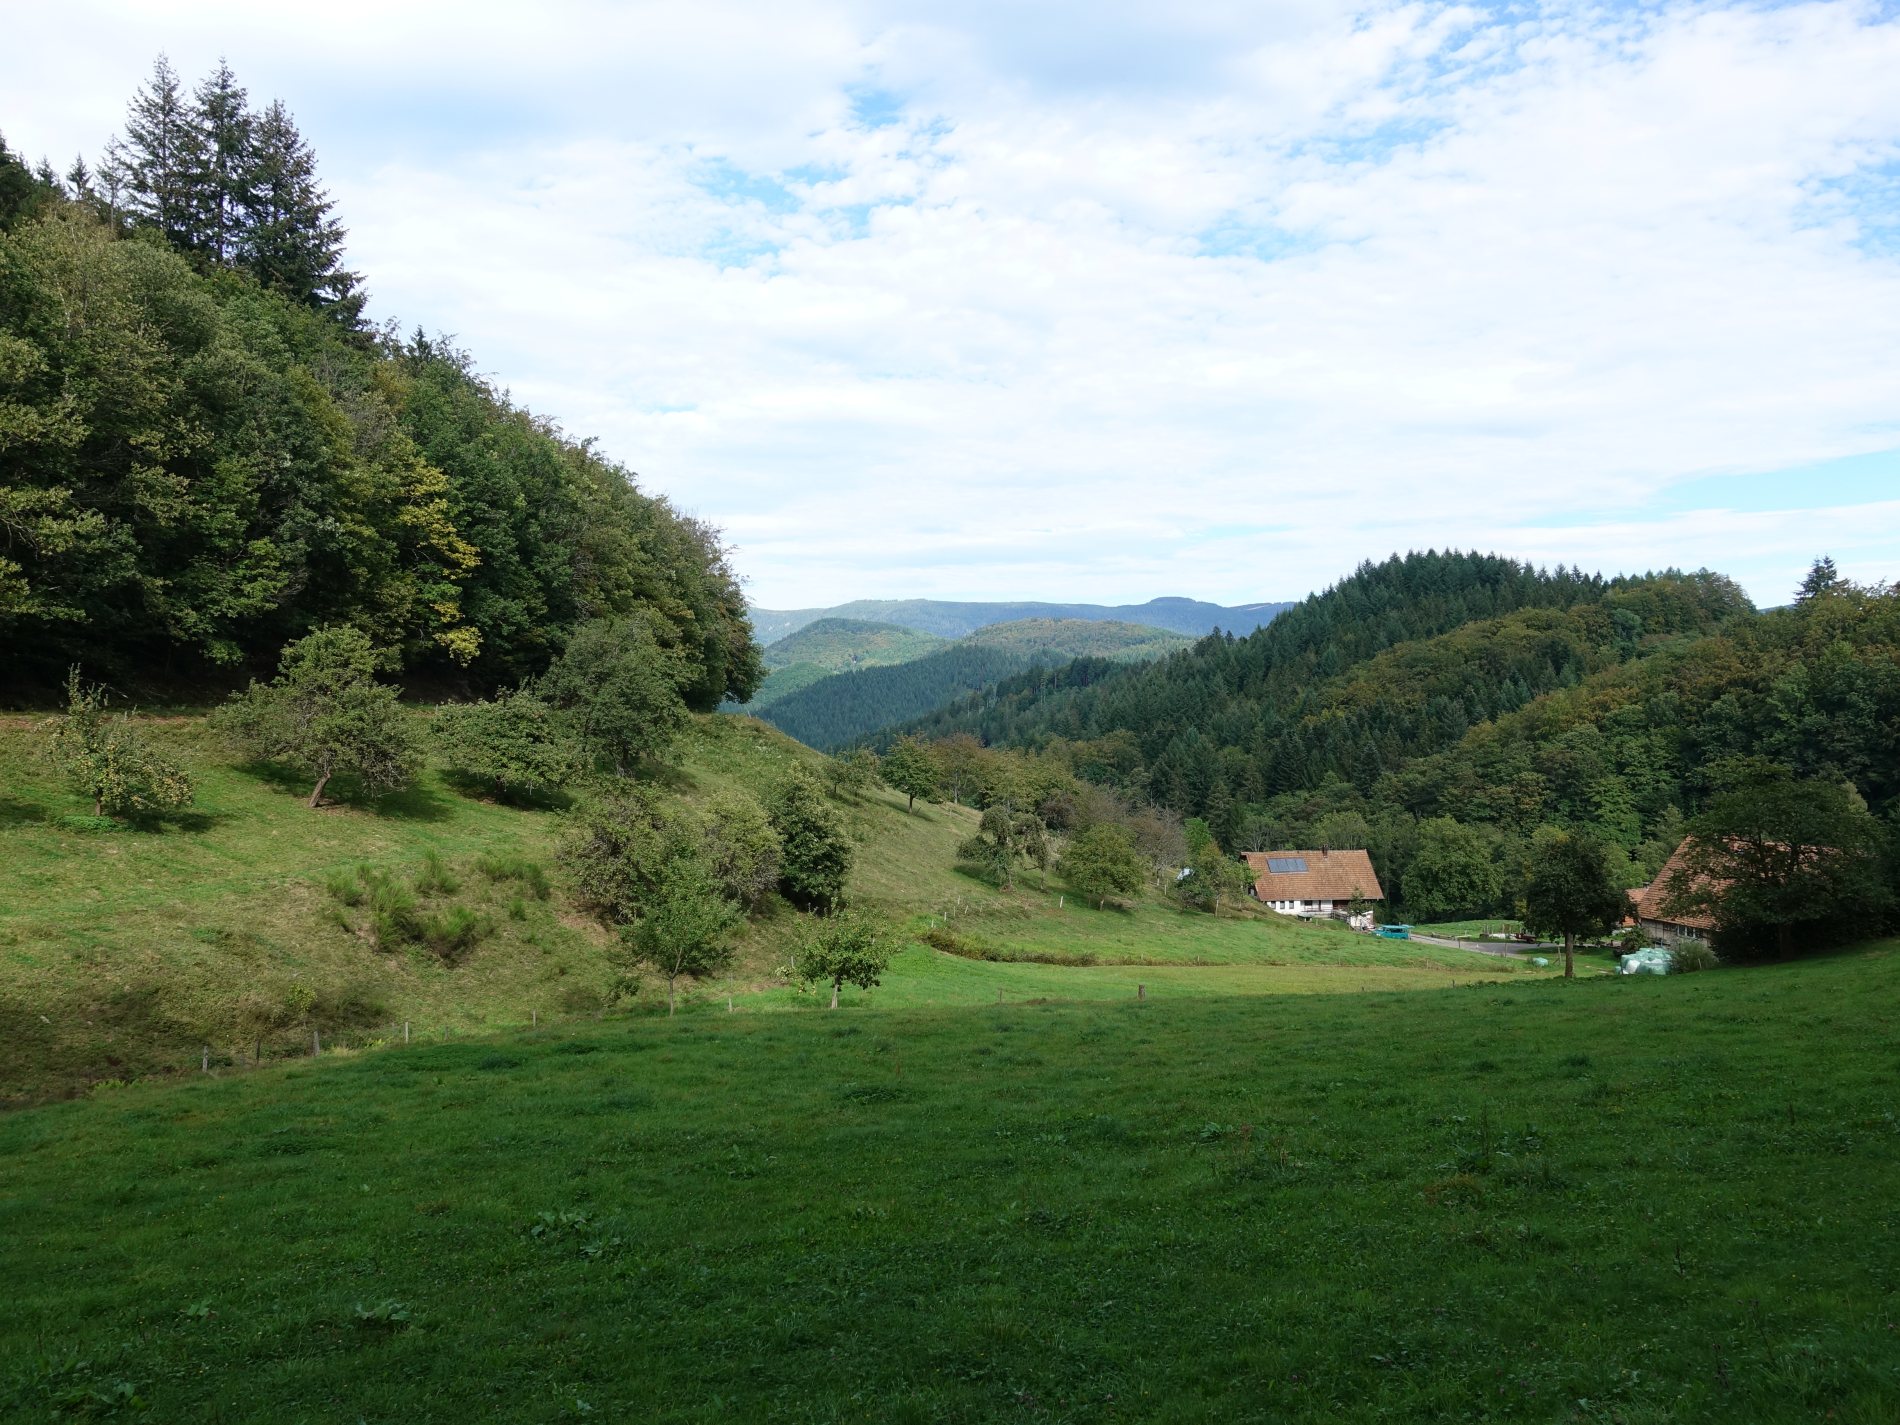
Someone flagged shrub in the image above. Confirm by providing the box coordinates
[48,668,194,820]
[1670,940,1720,973]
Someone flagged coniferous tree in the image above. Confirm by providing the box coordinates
[106,55,205,250]
[241,99,363,322]
[191,59,253,263]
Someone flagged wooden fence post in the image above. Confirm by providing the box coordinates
[532,1010,538,1029]
[1138,983,1146,1001]
[312,1027,320,1057]
[202,1045,209,1073]
[404,1021,410,1044]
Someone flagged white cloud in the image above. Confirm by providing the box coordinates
[4,1,1899,607]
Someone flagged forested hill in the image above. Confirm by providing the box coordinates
[750,596,1292,643]
[754,618,1192,749]
[893,551,1900,903]
[0,65,757,705]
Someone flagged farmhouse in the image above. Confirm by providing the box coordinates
[1630,840,1717,943]
[1243,850,1384,928]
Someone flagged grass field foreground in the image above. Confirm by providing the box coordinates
[1,945,1895,1421]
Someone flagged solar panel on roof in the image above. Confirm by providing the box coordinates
[1266,856,1307,874]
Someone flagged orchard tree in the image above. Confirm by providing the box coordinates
[618,858,739,1014]
[795,914,893,1009]
[49,668,193,819]
[1523,829,1626,978]
[1058,822,1147,908]
[1663,761,1890,958]
[880,735,937,812]
[540,617,690,774]
[698,791,782,912]
[822,747,881,802]
[215,627,421,807]
[434,689,583,801]
[768,773,852,911]
[957,805,1049,889]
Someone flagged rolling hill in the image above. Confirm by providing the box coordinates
[749,595,1292,643]
[734,619,951,711]
[753,618,1193,749]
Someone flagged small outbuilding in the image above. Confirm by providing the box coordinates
[1243,850,1384,929]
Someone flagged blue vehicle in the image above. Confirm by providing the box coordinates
[1373,924,1412,940]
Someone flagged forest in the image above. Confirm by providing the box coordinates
[889,552,1900,936]
[0,61,758,704]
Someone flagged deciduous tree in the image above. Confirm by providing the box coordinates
[879,735,937,812]
[794,914,892,1009]
[215,627,422,807]
[618,858,739,1015]
[48,668,193,819]
[1057,822,1146,908]
[434,689,582,801]
[1523,829,1626,978]
[767,773,852,912]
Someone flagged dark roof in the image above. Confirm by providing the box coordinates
[1242,849,1384,902]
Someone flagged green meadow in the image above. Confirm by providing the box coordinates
[2,946,1895,1422]
[0,713,1534,1105]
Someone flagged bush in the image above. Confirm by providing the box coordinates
[1670,940,1720,973]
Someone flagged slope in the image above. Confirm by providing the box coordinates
[755,618,1192,750]
[0,710,1519,1105]
[750,595,1292,643]
[2,944,1894,1421]
[733,619,951,712]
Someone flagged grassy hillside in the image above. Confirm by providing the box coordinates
[2,943,1893,1421]
[0,712,1527,1104]
[733,618,951,712]
[762,618,948,671]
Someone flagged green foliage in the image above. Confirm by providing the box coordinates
[414,850,460,896]
[1663,761,1892,958]
[616,858,740,1013]
[420,906,493,963]
[558,785,700,927]
[957,804,1050,889]
[1,75,761,698]
[821,747,881,802]
[792,913,893,1007]
[1522,829,1627,977]
[539,618,691,772]
[1669,940,1720,973]
[434,689,584,800]
[1402,818,1503,920]
[1057,822,1147,908]
[759,618,946,673]
[697,791,782,912]
[213,627,423,806]
[1174,827,1249,913]
[878,735,938,812]
[767,774,852,912]
[47,669,193,819]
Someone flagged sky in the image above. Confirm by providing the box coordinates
[5,0,1900,611]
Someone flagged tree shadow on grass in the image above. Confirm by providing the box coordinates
[232,758,316,800]
[0,796,48,829]
[437,769,575,813]
[365,780,456,823]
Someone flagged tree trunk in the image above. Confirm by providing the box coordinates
[907,792,915,812]
[668,975,677,1016]
[829,978,840,1010]
[1563,931,1575,980]
[308,772,331,809]
[93,793,104,817]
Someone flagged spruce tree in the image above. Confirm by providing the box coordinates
[242,99,364,322]
[108,55,206,250]
[192,59,254,264]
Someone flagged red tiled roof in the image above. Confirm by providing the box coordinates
[1635,840,1718,932]
[1242,849,1384,902]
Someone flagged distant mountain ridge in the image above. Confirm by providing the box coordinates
[749,596,1291,644]
[747,617,1196,749]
